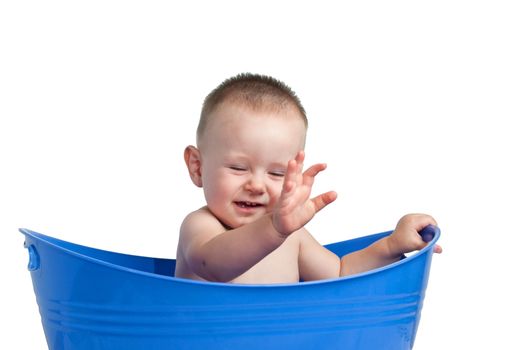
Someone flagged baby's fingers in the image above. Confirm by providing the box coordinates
[303,163,327,187]
[295,151,305,172]
[279,159,298,204]
[283,158,299,189]
[311,191,338,213]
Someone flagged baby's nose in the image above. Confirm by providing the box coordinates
[244,176,265,194]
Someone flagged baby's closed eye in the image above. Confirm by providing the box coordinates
[227,165,247,173]
[268,170,285,177]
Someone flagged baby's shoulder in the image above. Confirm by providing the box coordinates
[183,206,214,221]
[180,207,224,235]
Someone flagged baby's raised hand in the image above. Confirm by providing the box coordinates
[271,151,337,237]
[387,214,443,257]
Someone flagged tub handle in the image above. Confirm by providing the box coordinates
[24,241,40,271]
[419,225,439,243]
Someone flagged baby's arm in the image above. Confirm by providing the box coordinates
[178,151,337,283]
[298,214,442,281]
[340,214,442,275]
[177,209,287,282]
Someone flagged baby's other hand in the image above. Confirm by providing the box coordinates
[272,151,337,237]
[387,214,443,257]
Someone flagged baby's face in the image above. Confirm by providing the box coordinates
[198,103,306,229]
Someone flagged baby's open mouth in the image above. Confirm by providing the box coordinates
[235,201,263,208]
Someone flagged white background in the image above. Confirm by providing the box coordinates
[1,1,526,348]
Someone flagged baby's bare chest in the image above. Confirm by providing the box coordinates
[231,238,300,284]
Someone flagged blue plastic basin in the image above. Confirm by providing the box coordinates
[21,227,440,350]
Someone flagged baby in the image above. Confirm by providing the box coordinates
[175,73,442,284]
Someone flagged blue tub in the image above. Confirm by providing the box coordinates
[21,227,440,350]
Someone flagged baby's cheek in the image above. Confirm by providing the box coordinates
[267,185,283,209]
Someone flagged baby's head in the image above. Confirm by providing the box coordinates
[186,73,309,228]
[196,73,308,148]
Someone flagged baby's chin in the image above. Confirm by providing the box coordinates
[218,215,266,231]
[207,206,271,230]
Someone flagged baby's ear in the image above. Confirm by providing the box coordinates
[184,146,203,187]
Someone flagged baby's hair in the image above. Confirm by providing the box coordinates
[197,73,307,142]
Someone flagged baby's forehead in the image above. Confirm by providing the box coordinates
[200,106,307,161]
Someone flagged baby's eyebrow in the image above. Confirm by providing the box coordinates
[223,153,249,162]
[269,162,287,170]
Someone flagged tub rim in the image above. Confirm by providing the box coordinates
[20,227,440,289]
